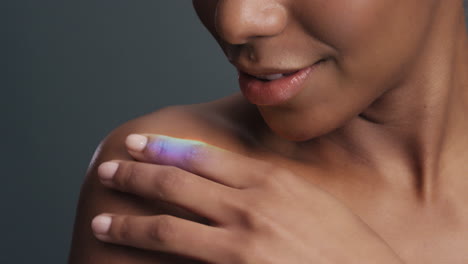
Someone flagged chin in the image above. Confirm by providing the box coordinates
[259,105,353,142]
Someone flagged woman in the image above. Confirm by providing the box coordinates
[69,0,468,263]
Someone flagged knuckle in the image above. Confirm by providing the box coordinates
[149,215,176,243]
[237,202,266,231]
[115,162,138,190]
[180,143,205,170]
[112,216,133,241]
[223,192,267,230]
[229,194,278,234]
[154,167,185,198]
[222,192,247,221]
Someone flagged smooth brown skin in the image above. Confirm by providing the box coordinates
[69,0,468,263]
[88,133,407,264]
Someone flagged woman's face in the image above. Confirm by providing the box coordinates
[192,0,438,141]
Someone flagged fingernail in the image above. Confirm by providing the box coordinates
[98,162,119,180]
[126,134,148,152]
[92,215,112,235]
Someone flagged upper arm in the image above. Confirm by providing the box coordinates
[68,107,208,264]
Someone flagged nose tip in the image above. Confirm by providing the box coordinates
[215,0,288,45]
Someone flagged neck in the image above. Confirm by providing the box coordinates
[328,3,468,200]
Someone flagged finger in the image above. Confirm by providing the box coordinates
[125,134,271,188]
[98,160,236,223]
[92,214,232,263]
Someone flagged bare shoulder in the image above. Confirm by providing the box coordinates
[92,92,263,176]
[106,93,261,155]
[68,93,262,264]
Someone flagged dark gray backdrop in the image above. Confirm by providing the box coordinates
[3,1,236,263]
[3,1,468,263]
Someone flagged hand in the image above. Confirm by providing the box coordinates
[92,134,404,264]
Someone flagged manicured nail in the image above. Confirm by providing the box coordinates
[98,162,119,180]
[126,134,148,152]
[92,215,112,235]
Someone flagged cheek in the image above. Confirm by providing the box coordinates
[300,0,434,100]
[296,0,399,59]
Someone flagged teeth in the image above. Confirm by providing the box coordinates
[256,73,284,81]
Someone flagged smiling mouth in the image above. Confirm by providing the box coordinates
[251,71,300,81]
[246,58,328,82]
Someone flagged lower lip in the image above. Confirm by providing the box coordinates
[238,62,320,105]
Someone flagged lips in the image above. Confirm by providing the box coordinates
[238,59,325,105]
[251,71,299,81]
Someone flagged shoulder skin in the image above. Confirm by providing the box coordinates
[68,95,260,264]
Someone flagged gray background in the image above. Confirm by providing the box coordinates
[3,1,236,263]
[2,1,468,263]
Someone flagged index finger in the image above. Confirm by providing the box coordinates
[125,134,270,189]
